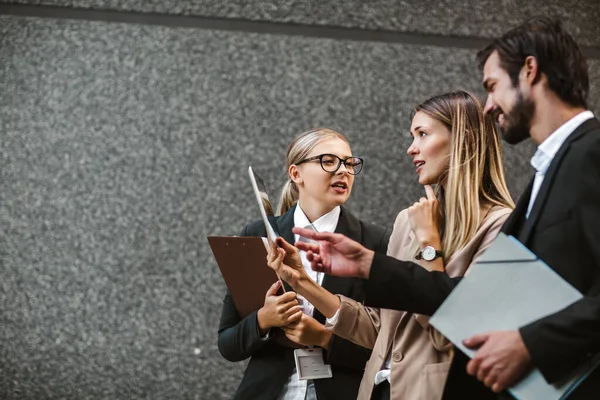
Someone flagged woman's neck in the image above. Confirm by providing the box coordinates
[297,198,335,223]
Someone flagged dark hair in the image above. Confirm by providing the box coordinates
[476,17,589,109]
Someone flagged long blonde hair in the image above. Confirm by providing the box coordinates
[414,91,514,260]
[277,128,350,215]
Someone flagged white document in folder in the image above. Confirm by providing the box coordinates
[429,233,599,400]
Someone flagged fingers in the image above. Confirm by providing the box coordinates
[482,365,497,388]
[295,241,319,253]
[267,240,282,263]
[466,356,482,376]
[266,280,282,296]
[277,291,298,304]
[491,381,506,393]
[463,333,489,349]
[477,359,493,382]
[287,309,303,324]
[424,184,436,200]
[282,305,302,319]
[278,302,300,318]
[281,311,304,331]
[266,246,285,269]
[275,237,297,254]
[292,227,338,242]
[306,252,327,273]
[312,264,326,273]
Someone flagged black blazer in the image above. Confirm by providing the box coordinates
[217,205,391,400]
[362,117,600,399]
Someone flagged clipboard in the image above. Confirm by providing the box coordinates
[208,236,280,318]
[208,235,300,348]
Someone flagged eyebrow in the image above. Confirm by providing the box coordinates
[410,125,425,135]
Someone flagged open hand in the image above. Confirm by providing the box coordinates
[291,228,374,279]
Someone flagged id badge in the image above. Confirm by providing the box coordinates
[293,348,333,380]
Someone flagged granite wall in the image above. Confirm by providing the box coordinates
[1,1,599,399]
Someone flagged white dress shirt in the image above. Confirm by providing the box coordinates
[277,204,341,400]
[527,111,595,217]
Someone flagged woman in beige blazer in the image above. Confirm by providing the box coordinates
[267,91,515,400]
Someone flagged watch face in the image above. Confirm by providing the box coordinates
[422,246,436,261]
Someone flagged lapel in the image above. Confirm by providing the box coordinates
[275,205,296,247]
[502,178,534,236]
[519,118,597,243]
[321,206,362,292]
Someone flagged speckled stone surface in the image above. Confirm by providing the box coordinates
[1,0,599,47]
[0,14,598,400]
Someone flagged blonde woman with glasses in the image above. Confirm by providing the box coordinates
[218,128,390,400]
[267,91,515,400]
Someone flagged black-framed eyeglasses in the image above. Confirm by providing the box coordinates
[295,154,364,175]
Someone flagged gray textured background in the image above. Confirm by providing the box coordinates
[1,1,599,399]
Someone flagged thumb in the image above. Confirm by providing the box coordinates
[463,332,489,349]
[266,280,282,296]
[276,237,297,254]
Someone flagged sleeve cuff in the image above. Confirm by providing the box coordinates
[326,308,341,327]
[255,313,272,342]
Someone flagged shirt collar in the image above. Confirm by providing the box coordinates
[531,110,594,174]
[293,203,340,234]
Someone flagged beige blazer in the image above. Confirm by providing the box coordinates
[329,205,511,400]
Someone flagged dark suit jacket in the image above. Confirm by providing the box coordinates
[217,205,391,400]
[361,117,600,399]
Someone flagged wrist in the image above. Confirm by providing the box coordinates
[286,269,308,290]
[418,235,441,249]
[295,273,315,294]
[360,250,375,279]
[320,329,332,350]
[257,308,271,334]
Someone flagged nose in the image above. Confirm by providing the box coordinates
[336,161,350,175]
[407,140,418,156]
[483,95,495,116]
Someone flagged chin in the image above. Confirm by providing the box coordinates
[330,195,349,207]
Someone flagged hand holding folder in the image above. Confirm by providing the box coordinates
[429,233,600,400]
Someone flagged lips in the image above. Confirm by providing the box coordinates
[331,181,348,194]
[414,160,425,173]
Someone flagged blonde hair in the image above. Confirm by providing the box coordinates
[277,128,349,215]
[413,91,514,260]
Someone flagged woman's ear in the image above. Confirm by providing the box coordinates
[289,164,303,186]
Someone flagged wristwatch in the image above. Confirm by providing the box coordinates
[415,246,443,261]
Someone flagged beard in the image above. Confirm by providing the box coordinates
[495,91,534,145]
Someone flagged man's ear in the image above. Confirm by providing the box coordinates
[521,55,540,85]
[289,164,303,186]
